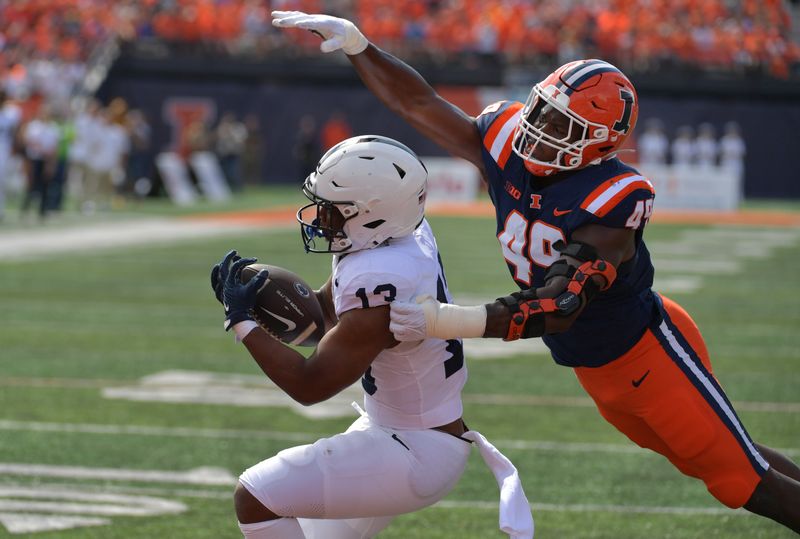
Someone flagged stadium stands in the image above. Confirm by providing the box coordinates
[1,0,798,85]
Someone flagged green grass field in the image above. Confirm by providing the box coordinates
[0,188,798,538]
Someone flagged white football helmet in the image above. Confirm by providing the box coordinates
[298,135,428,253]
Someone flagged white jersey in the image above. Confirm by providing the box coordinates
[239,223,532,539]
[331,219,467,430]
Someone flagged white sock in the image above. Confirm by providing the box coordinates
[239,518,305,538]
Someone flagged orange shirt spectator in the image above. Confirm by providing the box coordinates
[320,112,352,151]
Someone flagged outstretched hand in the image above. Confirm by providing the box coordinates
[272,11,369,55]
[213,250,269,331]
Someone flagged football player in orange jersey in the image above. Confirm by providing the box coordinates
[271,10,800,533]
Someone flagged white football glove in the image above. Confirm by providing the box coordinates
[389,296,435,342]
[389,295,487,342]
[271,11,369,55]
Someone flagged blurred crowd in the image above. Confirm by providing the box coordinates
[349,0,799,78]
[0,88,264,222]
[0,0,792,220]
[1,0,798,89]
[635,119,746,175]
[0,93,151,221]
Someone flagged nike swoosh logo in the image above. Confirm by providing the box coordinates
[553,208,572,216]
[259,307,297,332]
[631,370,650,388]
[391,433,410,451]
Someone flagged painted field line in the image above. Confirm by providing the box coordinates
[1,376,798,414]
[1,420,796,458]
[0,218,269,261]
[464,393,800,413]
[0,419,318,443]
[0,462,235,485]
[436,500,746,517]
[0,489,185,517]
[0,377,127,388]
[0,482,231,501]
[0,481,745,519]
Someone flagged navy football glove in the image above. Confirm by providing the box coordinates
[221,254,269,331]
[211,249,241,304]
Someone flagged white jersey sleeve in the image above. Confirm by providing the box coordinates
[332,253,417,316]
[331,220,467,430]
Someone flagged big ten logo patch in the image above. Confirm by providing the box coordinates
[163,98,217,157]
[504,181,521,200]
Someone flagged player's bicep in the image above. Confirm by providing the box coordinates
[304,306,396,399]
[410,97,484,172]
[351,46,485,174]
[314,275,337,332]
[394,94,484,174]
[571,224,636,267]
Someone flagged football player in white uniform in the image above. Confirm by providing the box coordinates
[212,136,533,539]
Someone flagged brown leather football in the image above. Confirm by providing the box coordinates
[240,264,325,347]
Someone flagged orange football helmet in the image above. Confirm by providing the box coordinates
[511,59,639,176]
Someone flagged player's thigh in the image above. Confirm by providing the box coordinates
[645,300,768,506]
[594,402,678,459]
[659,295,712,371]
[239,416,470,519]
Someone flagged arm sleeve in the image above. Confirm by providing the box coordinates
[334,266,417,316]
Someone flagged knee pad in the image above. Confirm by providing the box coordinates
[239,444,327,518]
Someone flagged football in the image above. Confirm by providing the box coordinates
[240,264,326,347]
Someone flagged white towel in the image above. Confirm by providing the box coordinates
[462,430,534,539]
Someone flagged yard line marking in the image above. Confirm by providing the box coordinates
[0,486,186,516]
[0,482,749,519]
[463,393,800,413]
[0,419,318,443]
[0,482,231,501]
[0,463,235,486]
[652,276,703,294]
[101,370,365,419]
[0,513,110,534]
[0,218,271,261]
[0,483,187,534]
[651,258,741,274]
[435,500,746,516]
[0,421,796,458]
[0,377,127,388]
[3,373,798,413]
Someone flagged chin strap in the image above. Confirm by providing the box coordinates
[498,257,617,341]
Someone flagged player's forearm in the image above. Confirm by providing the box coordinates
[350,45,438,118]
[482,302,513,338]
[426,281,584,340]
[483,277,600,338]
[241,329,321,405]
[432,303,537,339]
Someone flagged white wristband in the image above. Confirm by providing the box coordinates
[342,31,368,55]
[233,320,259,342]
[427,303,487,340]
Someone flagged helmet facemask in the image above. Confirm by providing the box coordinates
[512,84,609,175]
[298,181,360,253]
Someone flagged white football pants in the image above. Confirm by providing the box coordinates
[238,414,471,538]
